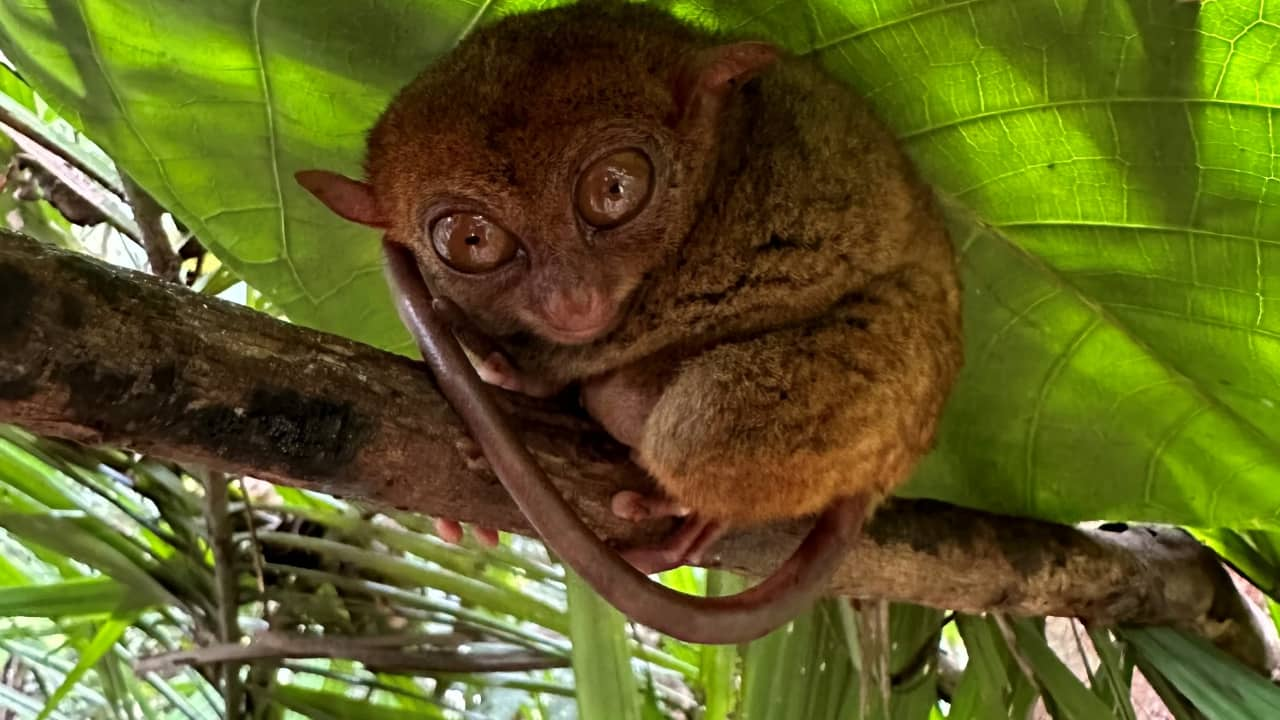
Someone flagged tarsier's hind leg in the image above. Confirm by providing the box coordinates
[620,264,962,565]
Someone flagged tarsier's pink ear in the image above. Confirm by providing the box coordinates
[295,170,387,229]
[672,41,780,131]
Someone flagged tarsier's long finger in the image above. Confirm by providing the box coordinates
[434,518,501,547]
[612,489,718,573]
[429,299,521,391]
[475,352,527,394]
[456,437,491,473]
[430,297,504,361]
[434,518,464,544]
[431,298,563,398]
[622,515,725,575]
[611,489,691,522]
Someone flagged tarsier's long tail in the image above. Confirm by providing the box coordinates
[384,239,865,645]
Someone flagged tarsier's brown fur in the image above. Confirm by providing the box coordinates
[366,3,961,525]
[299,0,962,639]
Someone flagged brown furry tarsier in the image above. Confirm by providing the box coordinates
[295,1,962,644]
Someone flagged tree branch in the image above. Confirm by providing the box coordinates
[0,230,1269,669]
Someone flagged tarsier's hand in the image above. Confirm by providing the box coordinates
[430,298,564,399]
[429,297,568,548]
[437,436,499,546]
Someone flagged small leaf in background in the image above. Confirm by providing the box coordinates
[950,615,1041,720]
[564,568,643,720]
[1086,626,1137,720]
[1005,617,1114,719]
[1121,626,1280,719]
[35,611,136,720]
[0,577,126,618]
[271,684,446,719]
[698,570,746,720]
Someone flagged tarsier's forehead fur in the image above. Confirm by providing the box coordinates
[359,2,737,356]
[364,3,712,216]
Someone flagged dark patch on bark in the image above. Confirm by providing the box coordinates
[844,316,869,331]
[864,500,967,557]
[55,359,371,478]
[188,388,372,478]
[57,290,86,330]
[845,291,881,306]
[149,363,178,394]
[58,251,130,306]
[0,372,39,400]
[61,361,144,420]
[993,522,1075,577]
[0,263,35,343]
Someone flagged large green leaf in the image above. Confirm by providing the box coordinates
[2,0,1278,528]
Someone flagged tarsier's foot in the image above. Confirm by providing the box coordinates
[611,490,725,575]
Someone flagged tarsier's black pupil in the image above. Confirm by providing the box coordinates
[465,235,481,246]
[609,182,622,195]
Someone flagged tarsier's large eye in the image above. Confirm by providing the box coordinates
[431,213,519,273]
[576,149,653,228]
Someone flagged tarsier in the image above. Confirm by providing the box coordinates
[297,1,963,644]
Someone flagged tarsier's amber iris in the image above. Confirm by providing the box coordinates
[431,213,518,273]
[576,149,653,227]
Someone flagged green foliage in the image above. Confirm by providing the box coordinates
[1122,626,1280,719]
[1006,618,1114,719]
[3,0,1280,717]
[948,615,1039,720]
[564,569,645,720]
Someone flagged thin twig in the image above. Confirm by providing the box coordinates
[235,478,268,595]
[121,175,181,282]
[201,469,244,719]
[0,104,122,194]
[0,120,139,239]
[993,614,1041,692]
[135,632,566,675]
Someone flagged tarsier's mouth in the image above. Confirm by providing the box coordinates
[540,315,621,345]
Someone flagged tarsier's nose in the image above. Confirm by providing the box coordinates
[540,286,617,345]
